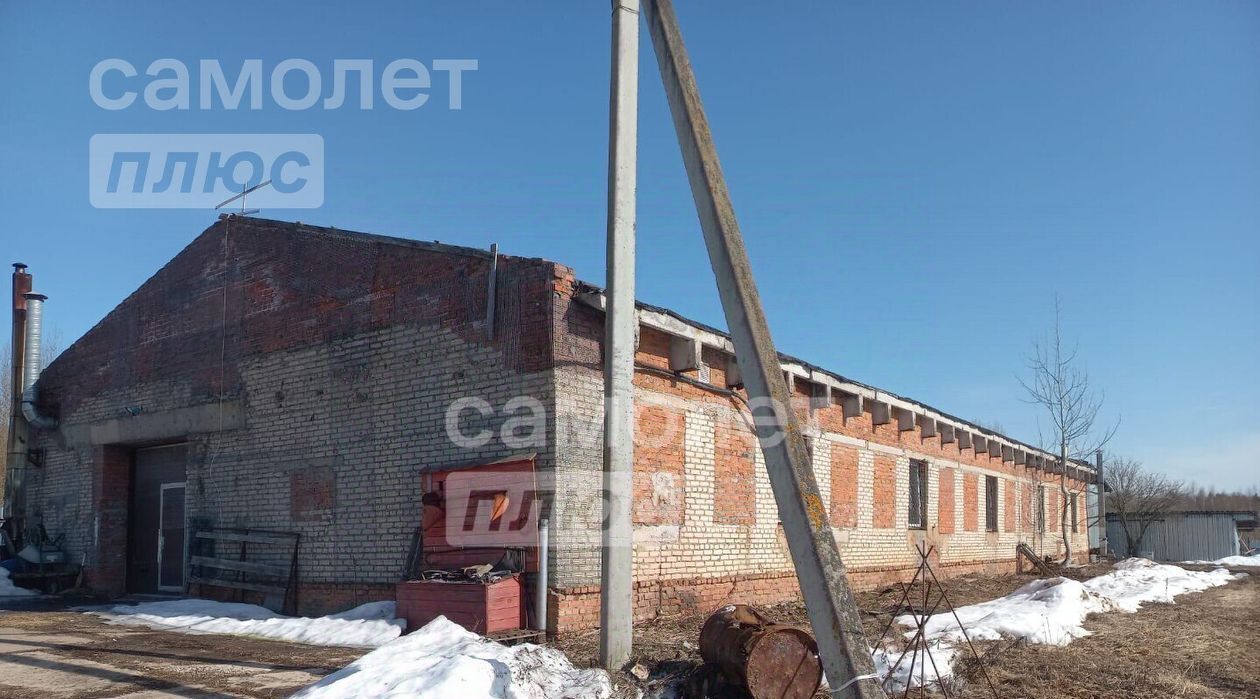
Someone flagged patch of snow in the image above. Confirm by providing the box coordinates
[908,576,1109,647]
[90,599,403,647]
[1085,557,1241,612]
[870,642,957,692]
[1182,553,1260,567]
[0,566,38,597]
[292,616,611,699]
[873,558,1245,693]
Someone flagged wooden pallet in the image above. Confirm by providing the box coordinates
[487,628,545,645]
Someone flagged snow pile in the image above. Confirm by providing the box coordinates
[92,599,403,647]
[0,566,38,597]
[1182,553,1260,567]
[875,559,1244,692]
[292,616,612,699]
[1084,558,1241,612]
[910,576,1110,647]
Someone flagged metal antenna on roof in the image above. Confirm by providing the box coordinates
[214,179,273,217]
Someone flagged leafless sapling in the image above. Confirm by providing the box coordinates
[1020,299,1117,563]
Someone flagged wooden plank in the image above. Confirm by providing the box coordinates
[195,531,298,546]
[188,575,288,595]
[1015,543,1054,577]
[190,555,289,577]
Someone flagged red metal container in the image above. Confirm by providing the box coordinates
[396,575,524,634]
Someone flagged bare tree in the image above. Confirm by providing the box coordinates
[1020,298,1117,563]
[1108,457,1184,556]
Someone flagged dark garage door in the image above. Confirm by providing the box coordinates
[128,444,188,594]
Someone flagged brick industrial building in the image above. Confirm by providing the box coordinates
[7,217,1095,633]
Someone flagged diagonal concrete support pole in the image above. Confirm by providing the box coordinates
[599,0,640,671]
[641,1,884,696]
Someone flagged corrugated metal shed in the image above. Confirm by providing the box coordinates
[1106,511,1254,562]
[1087,486,1102,551]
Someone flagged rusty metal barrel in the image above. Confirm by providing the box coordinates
[698,604,822,699]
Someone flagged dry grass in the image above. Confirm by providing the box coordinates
[558,563,1259,699]
[952,569,1260,699]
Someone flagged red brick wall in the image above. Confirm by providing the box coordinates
[1078,492,1088,534]
[35,218,557,420]
[86,445,131,596]
[872,455,896,529]
[830,444,858,528]
[1004,478,1016,532]
[549,555,1089,634]
[938,466,955,534]
[713,422,756,526]
[962,473,979,532]
[633,404,686,525]
[1048,488,1059,532]
[1023,482,1035,533]
[290,466,335,522]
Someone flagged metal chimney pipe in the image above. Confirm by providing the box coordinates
[4,265,32,521]
[3,267,31,523]
[9,264,30,419]
[20,292,57,430]
[21,293,46,393]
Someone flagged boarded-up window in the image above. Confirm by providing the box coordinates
[714,424,756,526]
[985,476,998,532]
[873,455,897,529]
[291,466,335,522]
[962,473,978,532]
[937,467,955,535]
[633,404,684,525]
[908,460,928,529]
[1003,478,1016,532]
[1036,486,1046,532]
[829,444,858,528]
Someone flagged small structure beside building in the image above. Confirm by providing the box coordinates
[1106,510,1256,562]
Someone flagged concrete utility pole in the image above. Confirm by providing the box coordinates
[640,1,884,696]
[599,0,640,671]
[1096,449,1107,557]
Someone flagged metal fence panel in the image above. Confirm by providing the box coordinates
[1106,513,1241,562]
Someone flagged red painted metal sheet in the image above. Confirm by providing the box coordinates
[421,456,541,573]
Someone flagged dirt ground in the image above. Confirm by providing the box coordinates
[1,562,1254,699]
[0,602,364,699]
[557,562,1260,699]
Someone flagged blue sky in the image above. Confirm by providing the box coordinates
[1,1,1256,488]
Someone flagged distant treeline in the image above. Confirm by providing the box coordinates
[1172,484,1260,515]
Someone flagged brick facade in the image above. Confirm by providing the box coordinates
[26,218,561,615]
[23,217,1094,634]
[545,276,1093,631]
